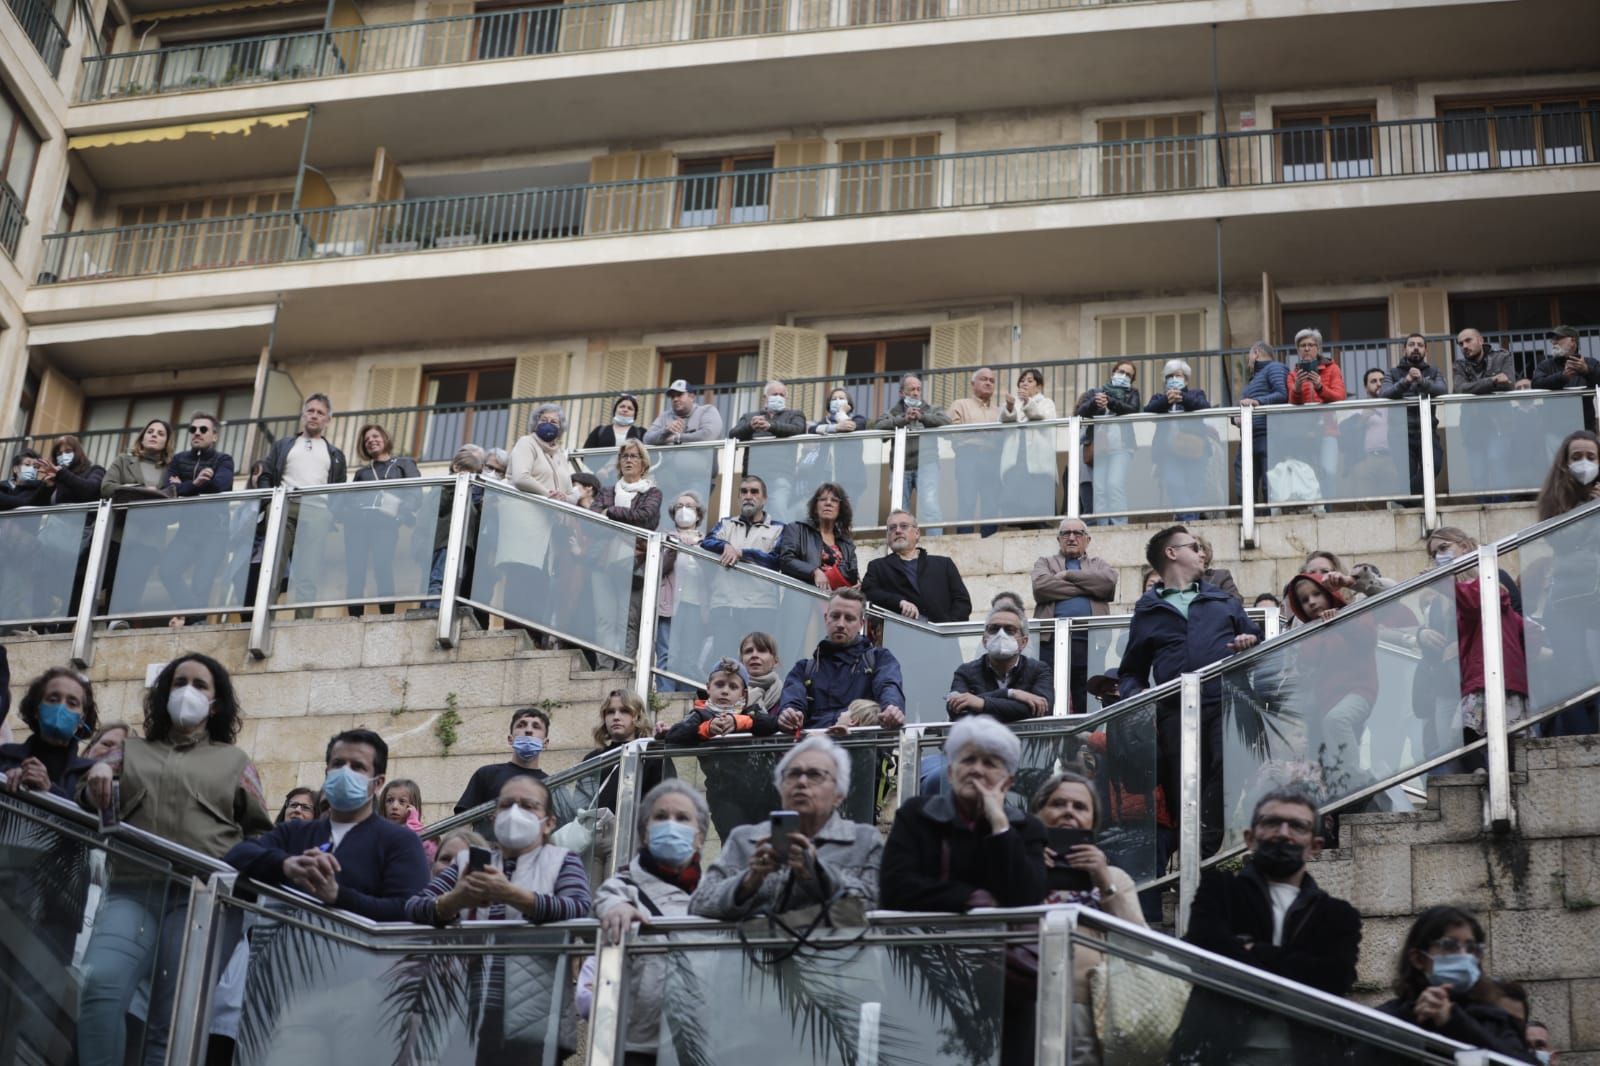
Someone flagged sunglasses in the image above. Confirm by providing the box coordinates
[187,425,213,434]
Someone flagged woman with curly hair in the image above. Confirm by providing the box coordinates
[776,482,858,590]
[1,666,99,797]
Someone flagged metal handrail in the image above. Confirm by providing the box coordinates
[0,179,27,261]
[5,0,69,75]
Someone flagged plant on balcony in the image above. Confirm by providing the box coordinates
[183,72,217,88]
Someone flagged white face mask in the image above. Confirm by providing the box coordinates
[168,684,212,729]
[57,453,75,467]
[766,395,786,412]
[1570,458,1600,486]
[1109,373,1131,389]
[494,804,546,852]
[675,506,698,527]
[984,631,1021,660]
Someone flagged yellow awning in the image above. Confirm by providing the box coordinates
[69,111,309,151]
[135,0,310,21]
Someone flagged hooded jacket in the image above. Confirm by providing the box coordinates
[777,636,904,728]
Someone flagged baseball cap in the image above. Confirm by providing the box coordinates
[1548,325,1579,340]
[666,378,694,395]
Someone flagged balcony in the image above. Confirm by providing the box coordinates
[0,180,25,261]
[5,0,68,76]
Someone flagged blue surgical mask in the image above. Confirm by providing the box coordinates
[322,766,372,812]
[18,466,38,482]
[1109,373,1132,389]
[534,422,560,443]
[1433,549,1457,568]
[648,821,698,867]
[613,414,634,427]
[512,736,545,760]
[37,701,83,745]
[1429,953,1480,992]
[1165,376,1185,392]
[766,395,787,412]
[830,398,847,414]
[57,453,75,468]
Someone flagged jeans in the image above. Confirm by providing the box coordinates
[1091,450,1130,526]
[424,544,448,608]
[900,466,943,536]
[283,499,335,620]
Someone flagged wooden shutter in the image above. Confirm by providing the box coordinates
[771,138,826,220]
[601,346,657,394]
[584,151,673,235]
[1261,272,1282,346]
[507,351,572,449]
[761,327,828,417]
[561,0,615,53]
[421,0,475,64]
[31,367,84,436]
[1390,288,1451,363]
[928,316,984,408]
[365,365,423,455]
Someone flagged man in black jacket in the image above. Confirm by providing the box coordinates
[160,412,236,617]
[861,510,972,622]
[1379,333,1447,496]
[258,394,348,617]
[1170,788,1362,1064]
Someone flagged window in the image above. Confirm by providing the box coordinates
[847,0,938,24]
[1274,107,1376,182]
[1450,288,1600,369]
[1097,310,1206,358]
[155,31,325,89]
[677,153,774,227]
[1440,94,1600,171]
[829,334,928,420]
[836,135,939,215]
[474,0,562,58]
[662,345,760,426]
[692,0,783,38]
[418,364,515,461]
[1280,303,1389,384]
[11,369,38,439]
[114,191,294,274]
[84,386,255,463]
[1097,114,1203,194]
[0,86,42,210]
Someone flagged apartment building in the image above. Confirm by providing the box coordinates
[3,0,1599,468]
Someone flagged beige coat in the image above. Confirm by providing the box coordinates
[1029,552,1117,618]
[497,433,575,570]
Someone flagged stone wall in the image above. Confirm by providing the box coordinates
[1311,736,1600,1064]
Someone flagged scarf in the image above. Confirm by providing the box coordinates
[638,846,701,894]
[614,477,654,509]
[749,671,783,713]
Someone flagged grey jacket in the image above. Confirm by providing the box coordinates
[729,407,808,441]
[1453,348,1517,395]
[689,811,882,918]
[594,856,694,1053]
[874,400,951,463]
[643,402,725,445]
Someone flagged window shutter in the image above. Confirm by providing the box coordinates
[1390,288,1451,363]
[771,138,826,220]
[928,316,984,408]
[1261,272,1282,346]
[507,351,572,449]
[421,0,475,64]
[31,367,84,436]
[601,346,658,394]
[561,0,615,52]
[365,365,423,455]
[761,327,828,417]
[585,152,671,235]
[638,150,675,233]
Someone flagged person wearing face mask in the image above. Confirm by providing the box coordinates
[654,491,707,689]
[453,708,551,814]
[0,450,53,510]
[862,509,972,622]
[1143,359,1216,521]
[1170,790,1362,1065]
[78,652,271,1066]
[809,386,866,435]
[225,729,429,921]
[43,434,106,505]
[406,775,590,1063]
[583,393,647,450]
[1532,436,1600,737]
[1536,428,1600,520]
[1075,360,1143,526]
[587,781,710,1058]
[731,380,808,440]
[483,447,509,481]
[1524,1020,1559,1065]
[875,373,951,522]
[1531,325,1600,393]
[1,666,99,797]
[1379,906,1535,1060]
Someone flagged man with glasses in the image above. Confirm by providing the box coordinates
[1170,788,1361,1063]
[862,510,971,623]
[1030,518,1116,714]
[1119,525,1261,858]
[159,412,236,623]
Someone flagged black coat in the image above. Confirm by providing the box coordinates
[947,655,1054,722]
[51,463,105,505]
[861,549,972,622]
[167,446,237,496]
[260,435,348,488]
[0,478,51,511]
[1378,994,1535,1061]
[581,423,645,451]
[776,519,858,586]
[879,793,1047,912]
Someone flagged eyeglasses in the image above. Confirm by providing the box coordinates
[1057,530,1086,539]
[781,767,833,785]
[1253,815,1314,835]
[983,624,1022,636]
[187,425,212,434]
[285,801,315,813]
[1169,541,1201,553]
[1430,936,1483,957]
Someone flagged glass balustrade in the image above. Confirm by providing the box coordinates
[1439,390,1590,498]
[278,482,445,612]
[913,421,1067,526]
[468,482,646,662]
[571,441,724,534]
[1084,410,1236,522]
[876,616,1055,724]
[0,505,92,626]
[103,494,267,621]
[744,432,893,532]
[1259,399,1415,507]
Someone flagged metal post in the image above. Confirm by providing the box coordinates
[1477,545,1514,832]
[1034,907,1074,1066]
[608,739,647,879]
[895,726,923,810]
[1239,402,1256,549]
[889,426,907,513]
[1419,394,1439,531]
[1053,620,1071,715]
[248,486,290,659]
[165,871,236,1066]
[717,437,738,524]
[1177,672,1203,937]
[586,941,629,1066]
[1064,416,1082,520]
[633,534,664,702]
[435,472,472,649]
[69,500,114,669]
[1263,607,1282,641]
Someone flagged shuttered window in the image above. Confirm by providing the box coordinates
[113,191,294,275]
[837,134,938,215]
[1097,310,1205,359]
[1097,114,1203,194]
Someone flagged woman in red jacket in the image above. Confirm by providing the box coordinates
[1287,329,1347,501]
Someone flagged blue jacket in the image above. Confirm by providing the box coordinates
[1117,582,1262,702]
[225,813,430,922]
[778,636,905,728]
[1241,360,1290,406]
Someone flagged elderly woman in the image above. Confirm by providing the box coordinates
[776,482,858,591]
[592,438,661,529]
[1143,358,1214,520]
[587,438,661,664]
[690,734,882,918]
[588,779,710,1060]
[656,490,705,689]
[424,443,485,612]
[810,387,867,434]
[496,404,574,626]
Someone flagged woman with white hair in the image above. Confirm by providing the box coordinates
[509,403,575,502]
[1142,358,1214,521]
[689,734,882,918]
[1286,327,1347,498]
[880,715,1048,912]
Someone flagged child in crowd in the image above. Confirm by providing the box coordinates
[381,778,436,862]
[662,659,778,744]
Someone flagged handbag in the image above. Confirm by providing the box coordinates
[1088,953,1191,1063]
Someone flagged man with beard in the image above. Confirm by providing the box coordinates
[861,510,972,622]
[1379,333,1446,496]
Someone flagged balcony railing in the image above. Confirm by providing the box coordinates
[0,180,26,261]
[6,0,68,75]
[78,0,1162,103]
[38,111,1600,285]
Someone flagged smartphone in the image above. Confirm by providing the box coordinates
[466,846,492,873]
[99,782,121,831]
[769,810,800,862]
[1045,827,1094,892]
[1297,359,1319,376]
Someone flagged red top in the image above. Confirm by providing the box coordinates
[1455,579,1529,697]
[819,542,851,589]
[1288,360,1348,405]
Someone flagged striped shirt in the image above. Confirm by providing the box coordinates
[405,849,591,926]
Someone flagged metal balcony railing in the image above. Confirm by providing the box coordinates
[78,0,1160,102]
[5,0,68,75]
[0,180,26,261]
[38,111,1600,285]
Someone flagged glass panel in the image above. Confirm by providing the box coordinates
[630,926,1008,1066]
[1219,571,1465,856]
[1081,620,1132,715]
[105,496,263,618]
[656,544,827,689]
[1085,411,1233,520]
[877,617,987,724]
[1263,400,1414,505]
[745,433,891,534]
[573,442,721,533]
[470,484,643,660]
[1440,391,1588,497]
[915,422,1065,526]
[231,898,588,1066]
[280,482,444,610]
[0,507,90,624]
[1503,503,1600,734]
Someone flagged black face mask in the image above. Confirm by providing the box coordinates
[1251,837,1305,879]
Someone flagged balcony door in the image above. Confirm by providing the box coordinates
[419,364,515,462]
[1275,107,1376,182]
